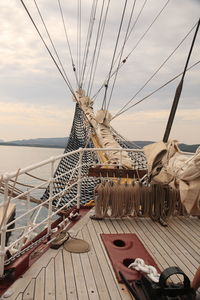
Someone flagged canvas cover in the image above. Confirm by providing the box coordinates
[144,140,200,215]
[77,90,134,169]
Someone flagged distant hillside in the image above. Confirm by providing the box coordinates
[132,141,199,153]
[0,138,199,152]
[178,143,199,153]
[0,137,68,148]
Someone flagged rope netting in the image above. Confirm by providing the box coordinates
[42,103,147,207]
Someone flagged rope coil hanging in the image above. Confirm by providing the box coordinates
[93,180,185,222]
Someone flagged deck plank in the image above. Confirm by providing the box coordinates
[15,293,23,300]
[34,268,45,300]
[8,248,58,300]
[144,218,195,279]
[158,219,200,268]
[170,218,200,250]
[45,258,55,300]
[55,250,67,300]
[122,218,181,283]
[6,210,200,300]
[78,229,100,300]
[91,219,132,300]
[71,251,89,299]
[62,248,78,300]
[87,220,123,300]
[22,279,35,300]
[81,223,111,300]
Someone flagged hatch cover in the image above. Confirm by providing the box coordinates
[101,233,160,282]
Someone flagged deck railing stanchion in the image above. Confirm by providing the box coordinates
[77,149,83,209]
[47,158,55,234]
[0,176,9,277]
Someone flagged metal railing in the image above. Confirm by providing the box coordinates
[0,147,145,277]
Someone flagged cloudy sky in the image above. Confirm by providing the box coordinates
[0,0,199,144]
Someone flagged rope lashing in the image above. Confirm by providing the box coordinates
[128,258,160,283]
[93,180,184,221]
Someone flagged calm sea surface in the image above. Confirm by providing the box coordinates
[0,145,63,174]
[0,146,64,243]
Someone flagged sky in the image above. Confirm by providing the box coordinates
[0,0,199,144]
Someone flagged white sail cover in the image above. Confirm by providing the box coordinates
[75,90,134,169]
[144,140,200,215]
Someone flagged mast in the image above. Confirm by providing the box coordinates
[163,18,200,143]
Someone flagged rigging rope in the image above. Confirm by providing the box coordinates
[163,18,200,142]
[33,0,74,93]
[110,126,142,149]
[19,0,76,99]
[111,59,200,119]
[57,0,79,87]
[102,0,128,110]
[112,21,198,120]
[92,0,169,102]
[80,0,98,88]
[86,0,111,97]
[85,0,106,95]
[77,0,82,85]
[105,0,137,110]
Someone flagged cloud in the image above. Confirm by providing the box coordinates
[0,101,74,141]
[0,0,199,143]
[111,109,200,144]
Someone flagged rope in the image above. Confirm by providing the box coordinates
[93,181,184,222]
[77,0,82,85]
[92,0,169,101]
[102,0,128,110]
[112,21,199,120]
[87,0,111,97]
[19,0,76,99]
[111,59,200,120]
[25,172,47,182]
[57,0,79,86]
[9,179,47,189]
[86,0,106,95]
[80,0,98,88]
[105,0,137,108]
[163,17,200,142]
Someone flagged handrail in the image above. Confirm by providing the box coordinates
[0,147,145,277]
[3,147,143,180]
[0,146,193,277]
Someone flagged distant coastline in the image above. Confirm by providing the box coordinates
[0,137,68,149]
[0,137,199,152]
[0,142,65,149]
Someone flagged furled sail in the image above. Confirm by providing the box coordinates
[144,140,200,215]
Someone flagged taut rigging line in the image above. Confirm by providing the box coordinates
[33,0,74,92]
[80,0,98,89]
[163,18,200,143]
[112,21,198,120]
[101,0,128,111]
[111,60,200,120]
[86,0,110,96]
[19,0,76,99]
[57,0,79,87]
[105,0,137,110]
[92,0,170,102]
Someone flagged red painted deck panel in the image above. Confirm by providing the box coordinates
[101,233,160,282]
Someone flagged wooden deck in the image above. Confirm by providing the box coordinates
[5,210,200,300]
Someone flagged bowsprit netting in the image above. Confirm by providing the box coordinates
[41,104,100,207]
[42,103,147,208]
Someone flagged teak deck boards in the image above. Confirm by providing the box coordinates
[6,211,200,300]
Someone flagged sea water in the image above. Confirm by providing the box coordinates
[0,145,64,244]
[0,145,63,174]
